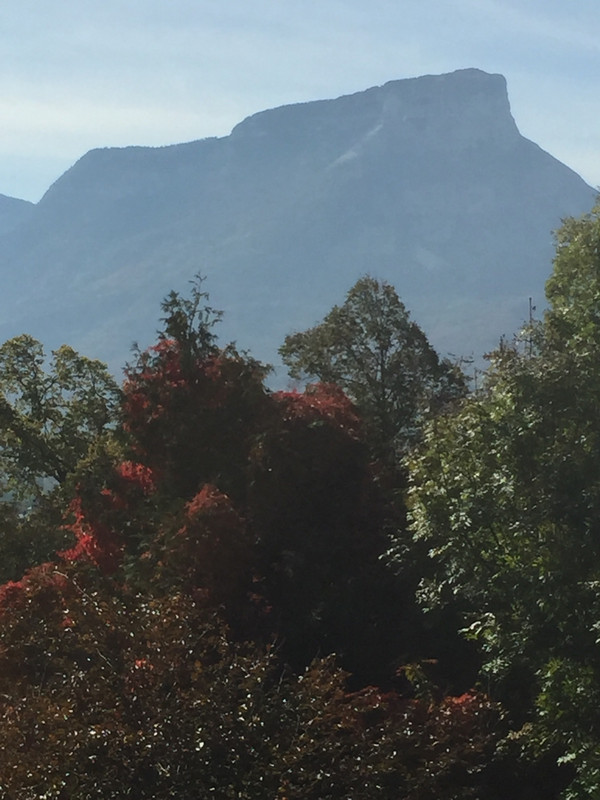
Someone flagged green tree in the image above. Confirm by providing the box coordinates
[279,276,472,686]
[279,275,465,463]
[0,334,121,499]
[0,335,121,580]
[157,273,223,366]
[403,204,600,798]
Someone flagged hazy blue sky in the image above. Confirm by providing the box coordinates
[2,0,599,202]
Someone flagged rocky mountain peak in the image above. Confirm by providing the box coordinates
[378,68,519,148]
[230,68,519,156]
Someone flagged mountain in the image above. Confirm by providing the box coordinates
[0,194,34,236]
[0,68,595,376]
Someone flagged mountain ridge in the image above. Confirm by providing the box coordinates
[0,69,594,375]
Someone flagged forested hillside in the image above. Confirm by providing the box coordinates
[1,205,600,797]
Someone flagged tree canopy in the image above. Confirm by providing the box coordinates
[0,335,121,582]
[403,204,600,797]
[0,334,120,498]
[280,275,465,462]
[5,230,600,797]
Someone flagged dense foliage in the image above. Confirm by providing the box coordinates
[0,334,120,497]
[3,199,600,800]
[280,275,466,463]
[0,561,506,799]
[0,336,121,583]
[403,204,600,797]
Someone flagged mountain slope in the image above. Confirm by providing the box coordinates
[0,68,594,374]
[0,194,34,236]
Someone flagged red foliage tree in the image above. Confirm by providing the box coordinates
[67,316,432,686]
[0,282,557,797]
[0,561,508,799]
[143,483,256,626]
[122,339,270,502]
[61,459,159,574]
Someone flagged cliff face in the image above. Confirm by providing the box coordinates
[0,69,594,374]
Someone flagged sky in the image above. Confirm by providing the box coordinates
[1,0,599,203]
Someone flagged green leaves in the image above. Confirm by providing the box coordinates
[0,334,120,497]
[157,273,223,369]
[545,204,600,354]
[280,275,466,464]
[0,336,121,580]
[403,203,600,796]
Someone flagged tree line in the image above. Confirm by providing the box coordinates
[0,205,599,797]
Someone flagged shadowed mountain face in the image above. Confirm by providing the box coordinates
[0,69,594,376]
[0,195,34,236]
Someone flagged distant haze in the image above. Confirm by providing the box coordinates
[0,69,594,379]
